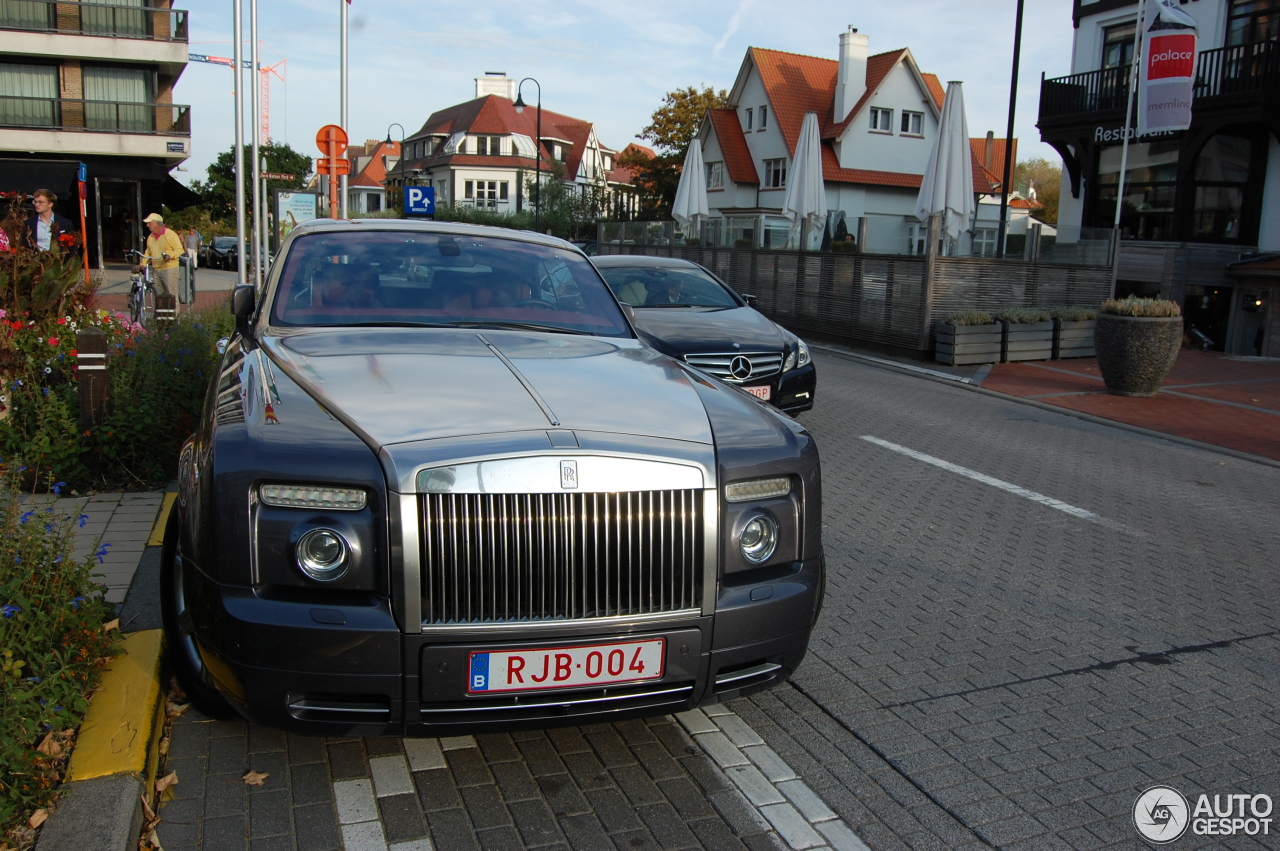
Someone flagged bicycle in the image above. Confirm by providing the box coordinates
[125,249,158,328]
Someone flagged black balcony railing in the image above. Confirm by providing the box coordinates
[0,96,190,136]
[1194,39,1280,99]
[1040,39,1279,122]
[1039,65,1133,121]
[0,0,188,42]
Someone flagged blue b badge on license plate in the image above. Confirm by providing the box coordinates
[470,653,490,691]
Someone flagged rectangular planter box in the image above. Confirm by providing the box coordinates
[1003,321,1054,362]
[1053,319,1096,359]
[935,321,1003,365]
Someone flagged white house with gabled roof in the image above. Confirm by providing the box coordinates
[700,27,1004,252]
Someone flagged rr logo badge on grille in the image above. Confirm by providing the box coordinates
[560,460,578,489]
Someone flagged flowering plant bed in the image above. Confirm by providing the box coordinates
[0,464,117,847]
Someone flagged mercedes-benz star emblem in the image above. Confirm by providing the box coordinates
[729,356,753,381]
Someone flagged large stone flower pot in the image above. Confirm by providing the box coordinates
[1093,314,1182,397]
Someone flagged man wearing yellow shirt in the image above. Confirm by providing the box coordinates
[143,212,182,297]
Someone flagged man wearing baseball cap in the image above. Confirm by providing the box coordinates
[143,212,183,298]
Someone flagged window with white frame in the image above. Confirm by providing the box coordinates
[465,180,506,207]
[759,105,768,130]
[706,161,725,189]
[973,227,998,257]
[764,158,786,189]
[745,108,753,131]
[870,107,893,132]
[900,111,923,136]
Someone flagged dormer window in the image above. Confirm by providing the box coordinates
[476,135,503,156]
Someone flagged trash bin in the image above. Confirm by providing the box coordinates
[178,254,195,305]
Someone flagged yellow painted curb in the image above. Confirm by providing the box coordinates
[67,630,165,782]
[147,493,177,547]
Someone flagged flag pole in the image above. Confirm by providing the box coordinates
[339,0,348,219]
[1110,0,1147,293]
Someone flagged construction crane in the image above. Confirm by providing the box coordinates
[188,48,286,142]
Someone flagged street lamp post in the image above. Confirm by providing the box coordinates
[384,122,405,211]
[513,78,542,233]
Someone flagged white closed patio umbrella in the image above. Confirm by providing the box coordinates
[781,111,827,250]
[914,81,975,255]
[671,141,710,243]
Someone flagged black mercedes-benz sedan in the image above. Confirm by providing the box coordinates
[592,255,816,414]
[163,219,824,736]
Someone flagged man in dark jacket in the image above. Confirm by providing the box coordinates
[26,188,75,251]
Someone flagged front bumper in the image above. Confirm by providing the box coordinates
[185,555,823,736]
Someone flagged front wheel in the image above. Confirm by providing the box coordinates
[160,507,234,718]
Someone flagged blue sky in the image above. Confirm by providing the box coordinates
[178,0,1076,186]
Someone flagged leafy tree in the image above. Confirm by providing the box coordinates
[190,141,312,225]
[626,86,730,219]
[1015,157,1061,226]
[639,86,730,156]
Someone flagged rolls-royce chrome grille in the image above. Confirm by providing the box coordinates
[684,352,783,383]
[419,490,703,625]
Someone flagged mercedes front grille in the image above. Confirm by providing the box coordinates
[683,351,783,384]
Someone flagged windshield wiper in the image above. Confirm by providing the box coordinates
[451,321,592,335]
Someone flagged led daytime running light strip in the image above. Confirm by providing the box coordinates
[723,477,791,503]
[260,484,367,510]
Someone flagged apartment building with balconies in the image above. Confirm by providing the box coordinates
[1,0,194,266]
[1037,0,1278,355]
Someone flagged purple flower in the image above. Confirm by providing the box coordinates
[2,604,19,618]
[70,596,84,610]
[52,481,66,495]
[78,514,88,528]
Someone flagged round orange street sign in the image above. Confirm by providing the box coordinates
[315,124,348,155]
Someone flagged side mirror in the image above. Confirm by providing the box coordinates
[738,292,759,308]
[231,285,256,323]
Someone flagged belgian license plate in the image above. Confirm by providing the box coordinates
[744,385,771,400]
[468,639,666,693]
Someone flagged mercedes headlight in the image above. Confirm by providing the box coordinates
[781,337,811,372]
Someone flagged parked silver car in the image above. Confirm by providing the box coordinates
[163,219,824,735]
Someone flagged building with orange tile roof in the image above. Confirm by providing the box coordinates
[339,138,400,214]
[699,27,1008,253]
[386,73,638,221]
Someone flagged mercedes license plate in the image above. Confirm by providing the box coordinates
[744,385,771,400]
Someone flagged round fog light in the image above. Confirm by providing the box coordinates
[739,516,778,564]
[296,528,349,581]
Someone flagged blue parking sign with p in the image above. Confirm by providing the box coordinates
[405,185,435,217]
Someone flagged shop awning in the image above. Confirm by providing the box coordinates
[162,175,202,211]
[0,159,79,196]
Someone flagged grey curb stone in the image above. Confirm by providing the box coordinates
[34,776,144,851]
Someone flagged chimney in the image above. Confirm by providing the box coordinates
[475,72,516,100]
[984,130,995,172]
[834,26,869,124]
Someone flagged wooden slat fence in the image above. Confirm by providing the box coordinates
[598,245,1113,355]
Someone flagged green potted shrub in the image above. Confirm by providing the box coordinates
[1050,305,1097,359]
[1093,296,1182,396]
[995,307,1054,362]
[936,310,1002,365]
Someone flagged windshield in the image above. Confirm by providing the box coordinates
[596,264,741,308]
[213,237,237,248]
[270,230,631,337]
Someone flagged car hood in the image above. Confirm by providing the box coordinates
[631,306,786,354]
[260,328,713,447]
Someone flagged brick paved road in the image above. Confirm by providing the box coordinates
[738,350,1280,849]
[154,350,1280,849]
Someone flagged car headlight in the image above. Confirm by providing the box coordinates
[296,528,350,581]
[795,338,811,368]
[739,516,778,563]
[783,339,811,372]
[261,483,367,510]
[724,477,791,503]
